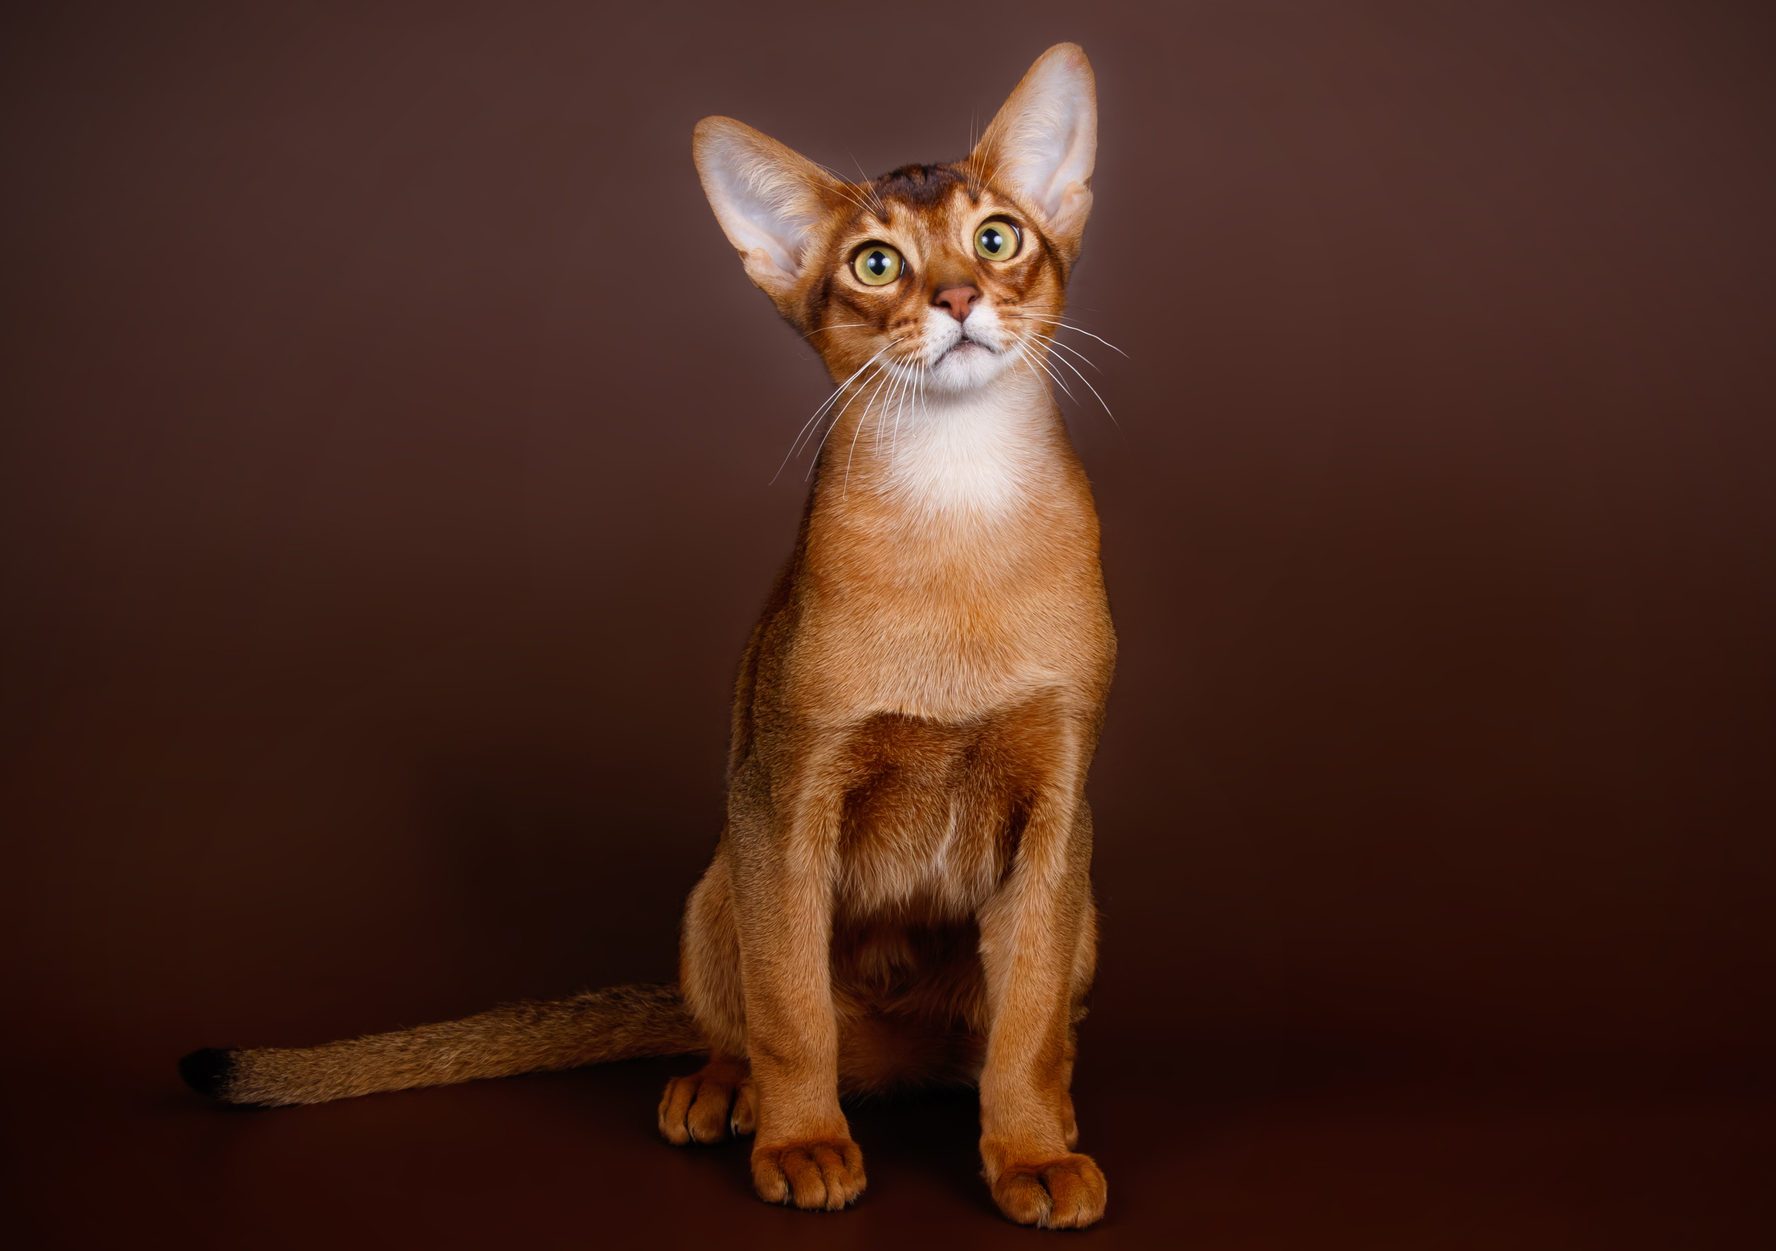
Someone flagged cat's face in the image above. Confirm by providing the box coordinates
[694,44,1096,398]
[791,165,1069,396]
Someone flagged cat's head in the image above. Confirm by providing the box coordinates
[692,44,1095,397]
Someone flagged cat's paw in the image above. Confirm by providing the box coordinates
[751,1136,867,1211]
[990,1152,1107,1229]
[657,1062,754,1145]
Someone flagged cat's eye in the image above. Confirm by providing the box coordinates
[974,218,1021,261]
[852,244,904,286]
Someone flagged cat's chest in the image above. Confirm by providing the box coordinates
[871,392,1045,515]
[831,703,1067,920]
[796,543,1103,723]
[796,394,1106,721]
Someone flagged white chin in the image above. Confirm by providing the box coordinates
[927,344,1011,393]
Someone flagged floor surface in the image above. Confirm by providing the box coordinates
[7,1045,1767,1248]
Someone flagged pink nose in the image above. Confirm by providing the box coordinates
[932,284,980,322]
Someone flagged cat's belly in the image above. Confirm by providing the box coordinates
[831,702,1065,921]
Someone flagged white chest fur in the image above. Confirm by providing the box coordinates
[871,373,1052,516]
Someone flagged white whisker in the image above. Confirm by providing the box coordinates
[1041,334,1103,373]
[787,361,882,477]
[1017,340,1077,402]
[817,359,895,483]
[775,339,901,481]
[789,362,879,459]
[844,361,906,494]
[896,360,922,470]
[1010,343,1049,397]
[1010,314,1129,358]
[1037,335,1121,432]
[813,164,882,221]
[846,153,888,218]
[803,321,873,339]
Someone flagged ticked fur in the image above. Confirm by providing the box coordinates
[182,44,1116,1232]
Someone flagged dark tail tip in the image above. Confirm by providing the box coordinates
[179,1047,236,1100]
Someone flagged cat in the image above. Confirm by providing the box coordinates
[181,43,1116,1230]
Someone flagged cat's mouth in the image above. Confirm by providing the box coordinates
[922,317,1017,392]
[937,336,994,362]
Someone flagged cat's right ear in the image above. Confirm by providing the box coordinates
[970,44,1097,265]
[693,117,841,305]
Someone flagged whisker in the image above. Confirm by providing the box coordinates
[843,361,905,493]
[898,359,925,466]
[846,153,888,218]
[1011,343,1056,404]
[968,128,1004,198]
[815,158,885,222]
[812,166,882,222]
[1017,339,1077,402]
[895,359,922,470]
[963,110,989,197]
[1006,314,1130,358]
[785,349,886,461]
[1041,334,1104,373]
[779,362,880,481]
[814,358,895,482]
[775,339,902,481]
[1036,335,1121,433]
[802,321,873,340]
[889,362,906,470]
[838,184,879,219]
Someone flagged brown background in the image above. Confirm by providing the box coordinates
[3,1,1771,1246]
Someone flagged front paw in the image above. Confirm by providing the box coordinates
[751,1137,867,1211]
[990,1152,1107,1229]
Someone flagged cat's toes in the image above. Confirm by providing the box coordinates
[728,1079,757,1136]
[990,1152,1107,1229]
[657,1062,752,1145]
[751,1136,867,1211]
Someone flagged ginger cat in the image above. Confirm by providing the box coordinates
[182,43,1116,1230]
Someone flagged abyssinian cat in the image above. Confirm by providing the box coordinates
[182,43,1116,1230]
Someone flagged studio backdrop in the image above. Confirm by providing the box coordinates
[3,2,1770,1246]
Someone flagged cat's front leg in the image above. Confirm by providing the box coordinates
[726,767,866,1212]
[977,796,1105,1229]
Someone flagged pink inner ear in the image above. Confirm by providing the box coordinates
[694,119,836,287]
[974,48,1097,231]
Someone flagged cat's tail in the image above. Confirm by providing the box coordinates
[178,983,704,1107]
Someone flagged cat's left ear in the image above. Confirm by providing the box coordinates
[970,44,1097,263]
[693,116,844,308]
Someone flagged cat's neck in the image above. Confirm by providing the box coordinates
[813,367,1073,521]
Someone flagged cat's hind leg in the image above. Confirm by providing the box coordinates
[658,1056,755,1144]
[660,854,753,1145]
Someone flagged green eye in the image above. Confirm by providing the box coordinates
[852,244,903,286]
[974,218,1020,261]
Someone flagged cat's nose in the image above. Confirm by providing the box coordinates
[932,284,980,322]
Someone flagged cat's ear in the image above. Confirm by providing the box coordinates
[693,116,843,303]
[970,44,1097,262]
